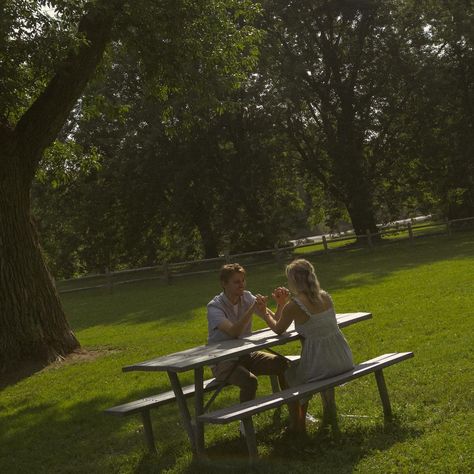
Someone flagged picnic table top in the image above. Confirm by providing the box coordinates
[122,312,372,373]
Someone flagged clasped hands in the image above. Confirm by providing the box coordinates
[254,286,290,315]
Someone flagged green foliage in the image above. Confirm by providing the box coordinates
[0,0,91,124]
[36,140,101,187]
[22,0,474,276]
[258,0,432,233]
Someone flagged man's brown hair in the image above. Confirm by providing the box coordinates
[219,263,246,283]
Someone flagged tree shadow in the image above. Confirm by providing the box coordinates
[0,348,119,392]
[179,414,423,474]
[0,390,194,474]
[63,273,217,332]
[61,232,473,333]
[290,233,474,298]
[0,359,49,391]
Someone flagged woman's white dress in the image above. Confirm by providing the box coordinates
[285,296,354,389]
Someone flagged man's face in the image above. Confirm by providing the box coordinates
[222,272,246,299]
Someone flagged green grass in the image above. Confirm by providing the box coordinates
[1,232,473,473]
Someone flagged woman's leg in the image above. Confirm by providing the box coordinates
[298,401,309,432]
[287,402,301,431]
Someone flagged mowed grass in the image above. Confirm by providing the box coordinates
[1,232,473,473]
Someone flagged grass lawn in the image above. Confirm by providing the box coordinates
[1,231,473,473]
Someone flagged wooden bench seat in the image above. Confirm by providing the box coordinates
[105,377,222,452]
[105,354,300,452]
[198,352,414,460]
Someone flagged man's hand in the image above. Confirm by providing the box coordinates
[255,294,268,315]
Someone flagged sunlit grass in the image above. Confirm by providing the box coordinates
[1,231,473,473]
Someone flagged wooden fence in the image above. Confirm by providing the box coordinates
[56,216,474,294]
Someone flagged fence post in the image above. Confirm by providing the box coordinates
[322,235,329,254]
[446,218,452,237]
[366,229,373,249]
[274,243,281,263]
[105,267,113,292]
[407,222,414,242]
[163,262,171,285]
[224,249,230,263]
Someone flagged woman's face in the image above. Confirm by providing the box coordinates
[222,272,246,299]
[287,277,297,295]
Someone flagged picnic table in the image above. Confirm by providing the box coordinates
[122,312,372,454]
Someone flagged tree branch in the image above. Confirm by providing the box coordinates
[14,0,124,181]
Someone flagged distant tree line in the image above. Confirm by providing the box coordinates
[30,0,474,279]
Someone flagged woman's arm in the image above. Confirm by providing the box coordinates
[258,287,294,335]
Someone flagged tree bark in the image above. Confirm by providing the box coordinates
[0,1,124,372]
[193,203,220,259]
[0,152,79,370]
[344,184,379,237]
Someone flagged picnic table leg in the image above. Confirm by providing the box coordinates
[140,409,157,453]
[167,371,197,453]
[194,367,205,455]
[242,417,258,462]
[321,388,339,434]
[374,370,393,421]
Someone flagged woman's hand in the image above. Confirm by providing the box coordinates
[272,286,290,306]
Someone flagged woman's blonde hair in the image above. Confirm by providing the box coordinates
[285,258,322,304]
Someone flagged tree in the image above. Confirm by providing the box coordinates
[0,0,261,371]
[0,0,126,371]
[403,0,474,219]
[259,0,428,236]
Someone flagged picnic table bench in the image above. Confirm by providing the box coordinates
[109,312,372,454]
[105,355,300,452]
[199,352,414,460]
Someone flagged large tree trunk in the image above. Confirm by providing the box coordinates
[333,95,379,238]
[336,149,378,237]
[0,154,79,370]
[0,1,123,373]
[193,202,219,258]
[344,186,379,237]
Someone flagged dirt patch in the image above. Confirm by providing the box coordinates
[46,347,120,368]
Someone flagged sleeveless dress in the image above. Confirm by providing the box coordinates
[285,296,354,392]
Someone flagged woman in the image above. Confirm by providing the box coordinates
[257,258,354,432]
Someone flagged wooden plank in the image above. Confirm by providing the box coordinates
[199,352,414,424]
[168,371,196,453]
[141,410,156,453]
[375,370,392,420]
[336,312,372,328]
[194,367,205,455]
[105,378,221,416]
[122,312,372,373]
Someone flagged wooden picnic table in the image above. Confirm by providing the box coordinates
[122,311,372,454]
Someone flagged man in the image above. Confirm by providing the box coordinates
[207,263,289,406]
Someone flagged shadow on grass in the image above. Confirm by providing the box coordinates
[0,389,191,474]
[62,232,473,333]
[63,273,216,332]
[161,415,423,474]
[0,359,49,391]
[305,233,474,291]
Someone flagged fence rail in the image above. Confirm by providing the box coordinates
[56,216,474,294]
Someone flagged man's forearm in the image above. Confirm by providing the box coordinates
[228,304,255,337]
